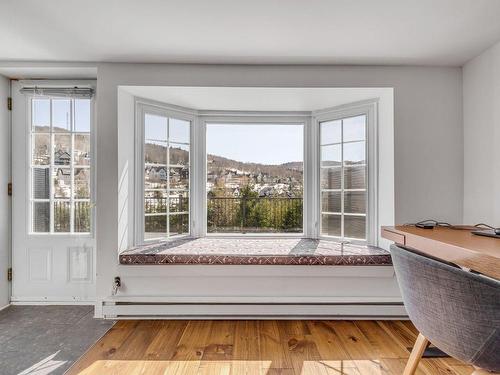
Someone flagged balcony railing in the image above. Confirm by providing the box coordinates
[207,197,303,233]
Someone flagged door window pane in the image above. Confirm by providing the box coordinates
[33,202,50,232]
[33,168,50,199]
[32,134,50,165]
[52,99,71,132]
[30,98,92,233]
[74,99,91,132]
[74,202,91,232]
[54,201,71,232]
[74,168,90,199]
[32,99,50,131]
[344,191,366,214]
[74,134,90,165]
[54,134,71,165]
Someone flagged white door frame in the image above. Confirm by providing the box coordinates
[11,80,97,304]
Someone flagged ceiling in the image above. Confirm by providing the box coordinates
[1,0,500,67]
[121,86,393,111]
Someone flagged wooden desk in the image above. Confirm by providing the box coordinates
[382,226,500,280]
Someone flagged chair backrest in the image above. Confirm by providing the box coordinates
[390,244,500,372]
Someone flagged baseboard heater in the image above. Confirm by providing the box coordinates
[102,301,407,319]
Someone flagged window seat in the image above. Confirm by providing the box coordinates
[119,238,392,266]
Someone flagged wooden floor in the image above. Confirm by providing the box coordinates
[67,320,473,375]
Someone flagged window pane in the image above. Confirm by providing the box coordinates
[206,123,303,234]
[169,118,190,144]
[32,99,50,132]
[52,99,71,132]
[145,215,166,240]
[344,166,366,189]
[145,195,167,215]
[32,134,50,165]
[74,134,90,165]
[169,144,189,165]
[321,167,341,190]
[54,201,71,232]
[74,168,90,199]
[33,202,50,232]
[344,191,366,214]
[169,166,189,190]
[74,201,91,232]
[321,214,341,237]
[54,168,71,198]
[145,167,168,190]
[54,134,71,165]
[74,99,91,132]
[344,215,366,239]
[169,191,189,213]
[169,214,189,236]
[33,168,50,199]
[343,141,365,165]
[145,141,167,165]
[145,113,167,142]
[321,120,341,145]
[343,115,366,142]
[321,144,341,167]
[321,191,341,213]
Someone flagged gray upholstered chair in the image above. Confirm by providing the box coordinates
[390,244,500,375]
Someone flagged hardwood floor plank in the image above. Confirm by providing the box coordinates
[354,321,408,359]
[202,320,236,361]
[67,320,474,375]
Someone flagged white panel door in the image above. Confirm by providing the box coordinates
[11,81,96,303]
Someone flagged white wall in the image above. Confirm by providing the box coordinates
[0,75,10,309]
[94,63,463,317]
[463,41,500,226]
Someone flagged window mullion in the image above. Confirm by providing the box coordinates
[166,117,170,239]
[70,102,75,233]
[49,100,54,234]
[340,119,345,240]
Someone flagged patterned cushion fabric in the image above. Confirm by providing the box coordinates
[390,244,500,372]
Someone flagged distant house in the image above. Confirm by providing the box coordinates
[54,149,71,165]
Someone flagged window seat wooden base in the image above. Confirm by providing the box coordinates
[119,238,391,266]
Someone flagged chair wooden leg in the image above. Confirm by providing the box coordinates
[403,332,429,375]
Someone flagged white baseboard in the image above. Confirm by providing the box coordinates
[0,303,11,312]
[101,301,407,320]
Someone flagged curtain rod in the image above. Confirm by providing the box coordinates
[19,86,94,98]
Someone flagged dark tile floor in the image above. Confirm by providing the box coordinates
[0,305,114,375]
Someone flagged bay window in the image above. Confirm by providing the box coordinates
[135,99,377,245]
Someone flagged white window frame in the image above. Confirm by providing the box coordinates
[134,99,195,244]
[28,93,96,236]
[133,97,378,246]
[313,99,378,245]
[198,112,311,238]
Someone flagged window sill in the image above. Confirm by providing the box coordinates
[119,237,391,266]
